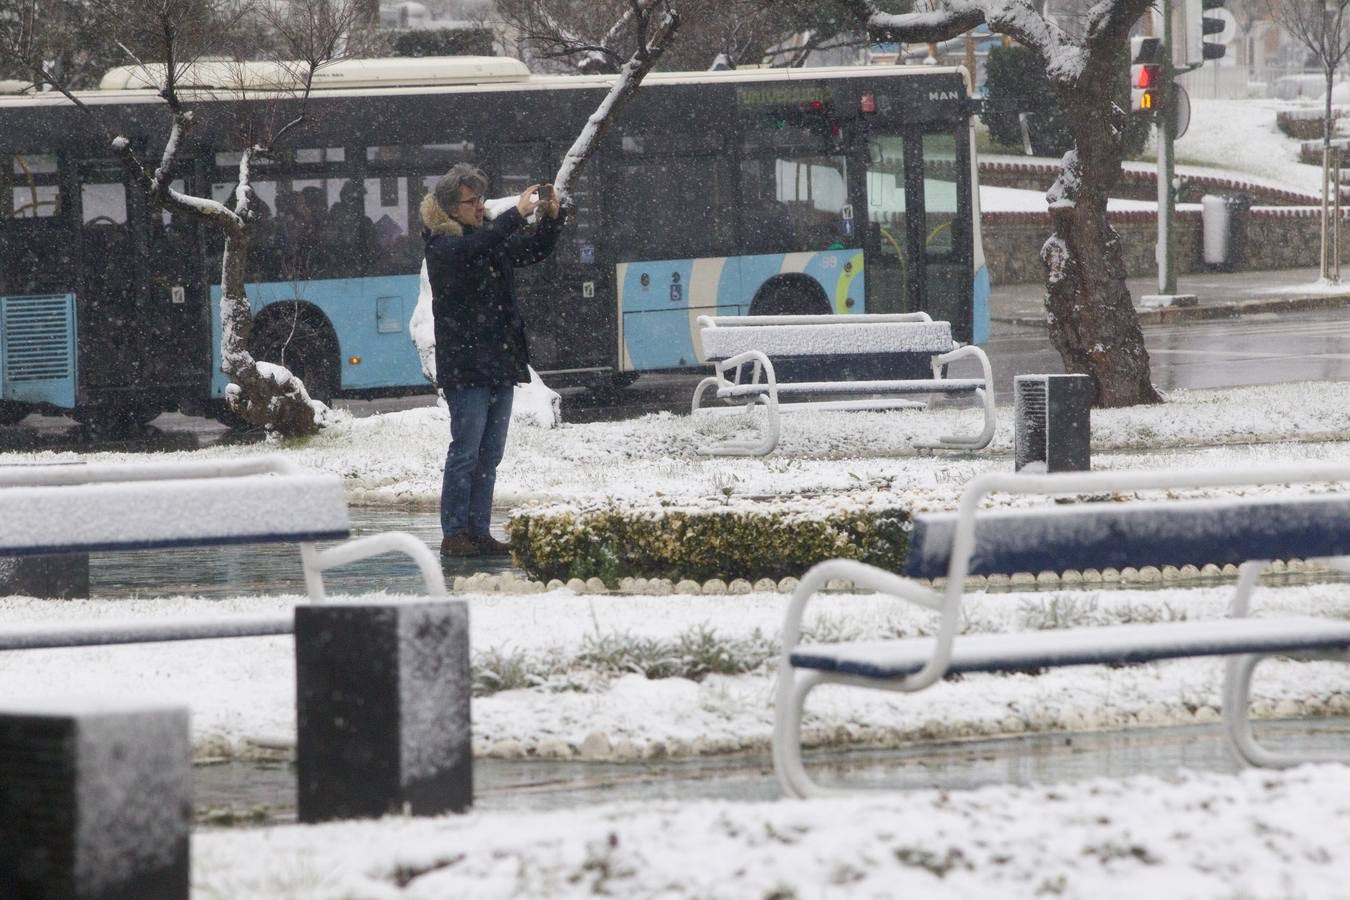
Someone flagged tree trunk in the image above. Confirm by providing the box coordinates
[218,231,322,436]
[1041,89,1162,407]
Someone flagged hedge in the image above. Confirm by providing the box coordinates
[506,505,912,585]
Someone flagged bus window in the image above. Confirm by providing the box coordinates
[739,153,849,254]
[367,143,475,168]
[866,135,908,313]
[609,155,734,262]
[364,175,420,275]
[81,181,128,225]
[8,153,60,219]
[922,133,958,257]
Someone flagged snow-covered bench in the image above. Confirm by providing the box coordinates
[690,313,994,456]
[0,456,446,649]
[773,463,1350,798]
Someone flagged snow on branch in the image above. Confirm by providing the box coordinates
[554,8,681,203]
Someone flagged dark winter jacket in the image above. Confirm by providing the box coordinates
[421,193,562,389]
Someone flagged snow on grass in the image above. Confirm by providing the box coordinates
[5,381,1350,516]
[4,580,1347,760]
[193,764,1350,899]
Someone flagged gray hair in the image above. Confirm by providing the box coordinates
[433,163,488,216]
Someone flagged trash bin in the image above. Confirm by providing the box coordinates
[1225,192,1251,271]
[1202,192,1250,271]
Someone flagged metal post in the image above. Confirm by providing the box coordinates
[1158,0,1179,296]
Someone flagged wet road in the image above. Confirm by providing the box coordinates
[195,717,1350,825]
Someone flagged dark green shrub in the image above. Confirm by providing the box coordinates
[507,504,912,585]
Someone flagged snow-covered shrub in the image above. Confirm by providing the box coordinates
[1278,107,1337,140]
[506,503,911,584]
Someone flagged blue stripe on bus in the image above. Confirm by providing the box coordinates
[972,264,990,345]
[210,275,426,398]
[620,250,866,371]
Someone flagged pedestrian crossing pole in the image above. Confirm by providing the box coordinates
[1156,0,1179,297]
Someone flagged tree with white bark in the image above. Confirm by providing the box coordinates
[1267,0,1350,283]
[411,0,681,382]
[0,0,369,436]
[768,0,1161,406]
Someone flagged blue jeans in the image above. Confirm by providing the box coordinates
[441,383,514,538]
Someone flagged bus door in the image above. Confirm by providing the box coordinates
[73,160,142,400]
[864,128,973,341]
[139,165,209,401]
[490,140,610,379]
[0,150,77,413]
[914,130,972,341]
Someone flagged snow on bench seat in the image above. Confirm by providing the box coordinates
[905,493,1350,580]
[715,378,986,398]
[791,617,1350,679]
[0,473,350,556]
[699,319,956,362]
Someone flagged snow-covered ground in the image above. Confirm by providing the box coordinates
[194,764,1350,898]
[5,381,1350,765]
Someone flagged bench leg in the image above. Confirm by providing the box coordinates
[913,387,996,451]
[694,393,780,457]
[773,666,846,799]
[1223,650,1350,768]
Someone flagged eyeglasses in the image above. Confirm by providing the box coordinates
[457,195,486,207]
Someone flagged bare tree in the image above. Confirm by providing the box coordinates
[491,0,865,72]
[1268,0,1350,282]
[765,0,1160,407]
[0,0,370,436]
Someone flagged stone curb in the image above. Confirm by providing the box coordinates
[992,291,1350,330]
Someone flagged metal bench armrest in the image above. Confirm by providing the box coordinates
[931,343,993,388]
[303,532,448,602]
[781,559,946,673]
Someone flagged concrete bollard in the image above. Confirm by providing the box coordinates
[0,700,191,900]
[295,601,472,822]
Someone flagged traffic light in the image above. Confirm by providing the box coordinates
[1185,0,1228,64]
[1130,36,1163,113]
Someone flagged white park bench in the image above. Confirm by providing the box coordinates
[0,455,446,649]
[691,313,995,456]
[773,462,1350,798]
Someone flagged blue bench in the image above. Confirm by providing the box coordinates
[691,313,995,456]
[0,456,446,649]
[773,464,1350,798]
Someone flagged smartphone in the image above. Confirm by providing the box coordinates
[538,184,555,203]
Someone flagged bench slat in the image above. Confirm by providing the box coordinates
[701,321,955,362]
[905,493,1350,580]
[790,617,1350,679]
[719,378,985,398]
[0,473,351,555]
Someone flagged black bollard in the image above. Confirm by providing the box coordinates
[1014,374,1093,473]
[295,601,472,822]
[0,701,191,900]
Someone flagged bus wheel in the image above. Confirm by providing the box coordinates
[748,274,831,317]
[250,309,339,406]
[72,402,162,438]
[0,401,29,426]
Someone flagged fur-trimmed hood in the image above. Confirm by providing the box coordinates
[420,192,495,237]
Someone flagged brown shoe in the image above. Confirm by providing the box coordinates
[471,533,512,556]
[440,533,481,558]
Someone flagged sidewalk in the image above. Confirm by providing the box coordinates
[990,266,1350,333]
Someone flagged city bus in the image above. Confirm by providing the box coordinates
[0,56,987,433]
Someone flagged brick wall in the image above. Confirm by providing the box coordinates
[982,208,1350,284]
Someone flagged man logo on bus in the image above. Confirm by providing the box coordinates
[929,90,959,101]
